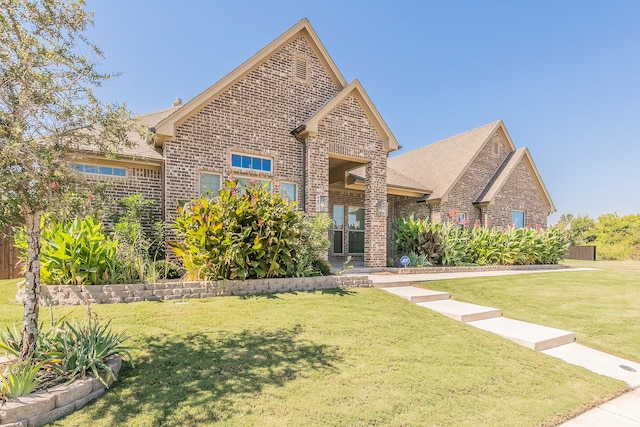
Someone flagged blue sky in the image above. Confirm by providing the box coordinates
[87,0,640,224]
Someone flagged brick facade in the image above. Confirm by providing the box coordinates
[488,160,549,227]
[388,127,552,257]
[163,34,339,239]
[78,162,163,226]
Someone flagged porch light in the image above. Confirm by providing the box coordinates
[317,195,328,213]
[377,200,388,217]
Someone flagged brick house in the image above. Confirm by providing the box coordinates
[0,19,556,277]
[386,119,555,231]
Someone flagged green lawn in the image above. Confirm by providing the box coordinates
[418,260,640,362]
[0,277,627,426]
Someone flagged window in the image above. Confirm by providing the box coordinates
[236,177,271,195]
[511,210,525,229]
[200,172,221,197]
[231,153,272,173]
[71,163,126,177]
[333,205,344,254]
[348,206,365,254]
[279,182,297,202]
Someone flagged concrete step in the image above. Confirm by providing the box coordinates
[468,317,575,351]
[417,299,502,322]
[380,286,450,303]
[373,280,418,289]
[543,343,640,388]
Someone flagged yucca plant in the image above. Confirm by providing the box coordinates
[55,317,134,387]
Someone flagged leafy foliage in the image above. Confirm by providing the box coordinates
[556,212,640,260]
[170,179,307,280]
[15,216,118,285]
[0,314,134,395]
[295,213,332,277]
[1,359,43,399]
[394,216,443,265]
[110,195,171,283]
[555,214,596,246]
[0,0,142,360]
[394,216,569,266]
[50,316,133,387]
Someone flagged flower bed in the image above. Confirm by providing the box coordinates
[16,276,373,306]
[0,356,121,427]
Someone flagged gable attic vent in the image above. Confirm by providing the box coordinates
[295,57,308,81]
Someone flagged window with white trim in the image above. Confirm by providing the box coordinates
[71,163,126,177]
[231,153,272,173]
[200,172,221,197]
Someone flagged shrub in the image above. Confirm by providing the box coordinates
[170,179,305,280]
[15,216,118,285]
[0,314,133,396]
[394,217,569,266]
[394,216,443,264]
[110,195,167,283]
[52,316,134,387]
[295,213,332,276]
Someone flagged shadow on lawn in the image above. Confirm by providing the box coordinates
[81,325,341,425]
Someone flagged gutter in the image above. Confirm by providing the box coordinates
[290,125,307,211]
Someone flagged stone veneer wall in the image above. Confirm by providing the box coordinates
[18,276,373,306]
[0,357,121,427]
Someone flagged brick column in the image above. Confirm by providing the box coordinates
[304,136,329,217]
[364,156,387,267]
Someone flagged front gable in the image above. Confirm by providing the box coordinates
[295,80,400,153]
[154,19,346,143]
[475,148,555,214]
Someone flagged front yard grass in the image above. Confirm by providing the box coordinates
[0,278,627,426]
[418,260,640,362]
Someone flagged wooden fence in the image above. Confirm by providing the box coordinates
[0,227,20,280]
[565,245,596,261]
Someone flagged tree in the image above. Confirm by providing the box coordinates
[0,0,139,360]
[555,213,596,246]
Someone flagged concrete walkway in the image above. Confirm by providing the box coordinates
[370,268,640,426]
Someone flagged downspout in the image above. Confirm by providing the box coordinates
[290,125,307,212]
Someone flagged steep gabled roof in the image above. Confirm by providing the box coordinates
[296,80,400,152]
[154,18,347,140]
[387,120,515,202]
[475,147,556,212]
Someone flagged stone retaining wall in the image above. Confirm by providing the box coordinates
[17,276,373,306]
[0,356,122,427]
[382,264,568,275]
